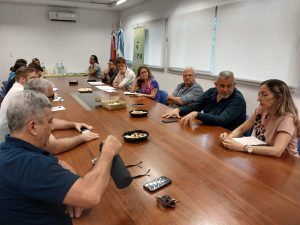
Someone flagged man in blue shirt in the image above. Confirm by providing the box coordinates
[167,67,204,107]
[162,71,246,130]
[0,90,121,225]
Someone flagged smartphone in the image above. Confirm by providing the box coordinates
[143,176,172,192]
[80,127,90,134]
[131,103,144,106]
[162,118,178,123]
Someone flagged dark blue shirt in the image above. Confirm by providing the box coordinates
[179,87,246,130]
[0,136,80,225]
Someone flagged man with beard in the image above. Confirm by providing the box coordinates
[162,71,246,130]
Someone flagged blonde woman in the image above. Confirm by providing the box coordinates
[220,79,299,157]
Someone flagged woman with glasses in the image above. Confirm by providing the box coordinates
[88,55,102,79]
[220,79,299,157]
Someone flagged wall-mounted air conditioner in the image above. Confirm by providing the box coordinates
[49,12,78,22]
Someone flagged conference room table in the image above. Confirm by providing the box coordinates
[48,76,300,225]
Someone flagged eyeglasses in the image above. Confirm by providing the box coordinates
[126,161,150,179]
[87,150,150,178]
[156,195,180,208]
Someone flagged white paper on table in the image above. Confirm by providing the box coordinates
[124,92,136,96]
[53,97,64,102]
[52,106,66,112]
[103,89,118,93]
[53,87,60,91]
[94,85,118,93]
[88,81,104,86]
[233,136,267,146]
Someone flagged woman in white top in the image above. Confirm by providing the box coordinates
[220,79,299,157]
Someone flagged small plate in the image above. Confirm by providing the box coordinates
[78,87,93,93]
[123,130,149,143]
[69,80,78,85]
[129,110,148,118]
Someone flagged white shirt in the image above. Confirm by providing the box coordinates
[0,82,23,142]
[112,67,136,90]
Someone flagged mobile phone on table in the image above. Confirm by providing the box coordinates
[80,127,90,134]
[162,118,178,123]
[143,176,172,192]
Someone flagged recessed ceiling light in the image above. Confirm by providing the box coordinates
[116,0,127,6]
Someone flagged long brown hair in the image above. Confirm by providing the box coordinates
[261,79,300,135]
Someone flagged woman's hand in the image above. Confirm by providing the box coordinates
[222,137,244,152]
[219,132,229,142]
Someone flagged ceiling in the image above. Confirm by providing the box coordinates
[0,0,151,11]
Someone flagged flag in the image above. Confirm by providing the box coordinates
[116,28,124,58]
[110,31,116,59]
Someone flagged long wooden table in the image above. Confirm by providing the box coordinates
[48,77,300,225]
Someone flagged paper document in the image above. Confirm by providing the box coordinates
[88,81,104,86]
[95,86,118,92]
[233,136,267,146]
[52,106,66,112]
[124,92,136,96]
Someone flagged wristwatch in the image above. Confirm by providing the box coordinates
[244,144,254,154]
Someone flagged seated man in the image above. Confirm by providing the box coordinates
[112,57,136,90]
[0,67,37,142]
[101,58,119,84]
[24,78,99,154]
[0,58,27,98]
[28,62,44,77]
[0,90,121,225]
[167,67,203,107]
[162,71,246,131]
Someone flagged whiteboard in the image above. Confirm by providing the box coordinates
[168,7,215,72]
[123,18,166,67]
[214,0,300,86]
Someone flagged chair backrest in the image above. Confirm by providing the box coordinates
[155,90,168,105]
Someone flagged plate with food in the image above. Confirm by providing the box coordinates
[122,130,149,143]
[69,80,78,85]
[129,110,148,118]
[78,87,93,93]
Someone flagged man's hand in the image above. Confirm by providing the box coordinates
[74,123,94,133]
[65,205,85,218]
[102,135,122,157]
[119,68,126,75]
[80,132,100,142]
[162,108,181,119]
[179,111,198,127]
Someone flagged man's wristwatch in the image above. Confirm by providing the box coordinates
[244,144,254,153]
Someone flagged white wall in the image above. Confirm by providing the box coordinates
[120,0,300,114]
[0,3,119,80]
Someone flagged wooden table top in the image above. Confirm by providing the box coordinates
[48,77,300,225]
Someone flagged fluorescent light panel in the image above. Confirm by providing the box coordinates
[116,0,127,6]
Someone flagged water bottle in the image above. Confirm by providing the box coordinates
[60,63,65,74]
[41,62,46,72]
[99,143,132,189]
[55,63,60,74]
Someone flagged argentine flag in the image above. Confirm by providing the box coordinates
[117,28,124,58]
